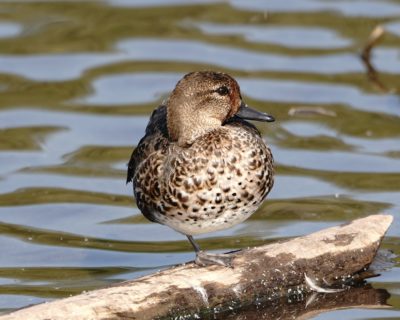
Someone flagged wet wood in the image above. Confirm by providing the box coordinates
[0,214,392,320]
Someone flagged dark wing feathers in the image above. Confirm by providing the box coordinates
[126,105,169,184]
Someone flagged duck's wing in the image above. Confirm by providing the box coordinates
[126,105,169,184]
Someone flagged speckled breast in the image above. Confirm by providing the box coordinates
[134,124,274,236]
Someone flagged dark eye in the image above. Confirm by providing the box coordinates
[215,86,230,96]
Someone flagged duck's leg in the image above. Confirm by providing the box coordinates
[186,235,233,267]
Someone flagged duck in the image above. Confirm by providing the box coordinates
[127,71,274,267]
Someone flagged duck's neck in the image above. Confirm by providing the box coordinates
[167,103,221,147]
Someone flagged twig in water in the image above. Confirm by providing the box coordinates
[360,25,393,93]
[288,106,336,117]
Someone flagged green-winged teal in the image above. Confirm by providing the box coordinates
[127,71,274,267]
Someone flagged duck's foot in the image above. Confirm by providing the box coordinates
[195,251,233,267]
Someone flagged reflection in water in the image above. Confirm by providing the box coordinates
[117,39,365,74]
[0,0,399,318]
[213,285,390,320]
[0,54,121,81]
[188,22,352,49]
[0,23,22,39]
[238,77,399,115]
[77,73,180,105]
[230,0,400,17]
[108,0,220,7]
[385,21,400,37]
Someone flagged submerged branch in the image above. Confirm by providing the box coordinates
[360,25,392,93]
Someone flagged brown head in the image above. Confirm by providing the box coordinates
[166,71,274,147]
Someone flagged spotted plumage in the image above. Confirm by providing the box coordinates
[127,71,274,266]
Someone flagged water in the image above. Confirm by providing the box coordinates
[0,0,399,318]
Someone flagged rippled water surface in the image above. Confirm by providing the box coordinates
[0,0,399,318]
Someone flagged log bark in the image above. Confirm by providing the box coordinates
[1,214,393,320]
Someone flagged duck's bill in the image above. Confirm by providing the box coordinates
[236,102,275,122]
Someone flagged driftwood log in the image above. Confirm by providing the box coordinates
[1,214,393,320]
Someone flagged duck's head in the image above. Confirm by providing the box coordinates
[167,71,274,147]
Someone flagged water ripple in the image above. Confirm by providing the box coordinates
[230,0,400,17]
[239,77,400,117]
[77,73,181,105]
[189,22,353,49]
[0,22,22,38]
[117,39,365,74]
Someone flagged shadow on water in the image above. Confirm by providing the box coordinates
[0,0,399,318]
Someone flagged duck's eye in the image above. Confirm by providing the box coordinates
[215,86,230,96]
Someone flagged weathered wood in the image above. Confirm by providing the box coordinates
[1,214,392,320]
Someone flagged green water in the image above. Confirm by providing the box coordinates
[0,1,399,318]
